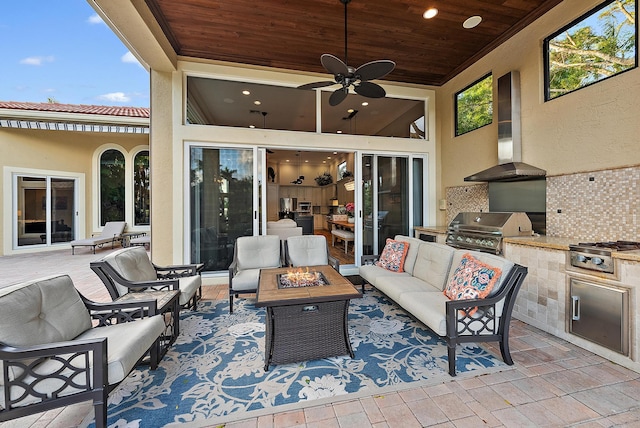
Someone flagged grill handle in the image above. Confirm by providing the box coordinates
[571,295,580,321]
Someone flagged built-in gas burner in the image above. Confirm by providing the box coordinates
[577,241,640,251]
[569,241,640,275]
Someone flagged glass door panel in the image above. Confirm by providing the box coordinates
[51,178,75,243]
[15,176,76,247]
[361,154,425,256]
[190,147,255,273]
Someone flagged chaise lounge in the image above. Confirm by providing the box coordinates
[70,221,126,254]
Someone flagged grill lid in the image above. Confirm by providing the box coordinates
[448,212,532,236]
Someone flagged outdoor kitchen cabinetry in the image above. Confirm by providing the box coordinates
[503,237,640,373]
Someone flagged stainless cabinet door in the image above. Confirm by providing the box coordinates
[569,278,629,355]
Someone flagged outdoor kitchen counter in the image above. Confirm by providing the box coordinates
[503,235,574,251]
[504,236,640,261]
[414,226,448,234]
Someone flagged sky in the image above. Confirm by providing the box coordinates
[1,0,150,107]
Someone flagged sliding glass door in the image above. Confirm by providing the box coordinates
[15,175,76,247]
[361,154,426,255]
[189,146,258,272]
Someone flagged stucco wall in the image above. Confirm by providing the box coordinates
[436,0,640,203]
[148,61,438,269]
[1,127,148,255]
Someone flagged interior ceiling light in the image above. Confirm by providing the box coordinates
[347,108,354,113]
[463,16,482,29]
[423,8,438,19]
[253,100,261,105]
[337,130,343,134]
[249,125,255,128]
[362,102,369,106]
[242,90,250,95]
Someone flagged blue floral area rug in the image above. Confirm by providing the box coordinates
[90,289,507,427]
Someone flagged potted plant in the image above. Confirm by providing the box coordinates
[315,172,333,186]
[345,202,355,223]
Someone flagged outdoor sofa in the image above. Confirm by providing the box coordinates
[360,235,527,376]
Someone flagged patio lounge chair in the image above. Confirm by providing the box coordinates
[0,274,165,428]
[228,235,281,313]
[70,221,126,254]
[285,235,339,271]
[90,246,203,310]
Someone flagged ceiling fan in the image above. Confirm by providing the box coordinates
[297,0,395,106]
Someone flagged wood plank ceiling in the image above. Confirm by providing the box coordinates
[145,0,564,86]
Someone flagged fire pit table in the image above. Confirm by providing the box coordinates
[256,265,362,371]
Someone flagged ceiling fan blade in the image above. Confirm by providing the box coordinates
[321,54,349,76]
[354,81,386,98]
[329,88,348,106]
[355,60,396,81]
[297,81,337,90]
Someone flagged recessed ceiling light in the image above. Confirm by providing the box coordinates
[347,108,354,113]
[423,8,438,19]
[337,130,343,134]
[253,100,261,105]
[463,16,482,29]
[327,156,332,159]
[249,125,255,128]
[286,159,290,162]
[362,102,369,106]
[242,90,250,95]
[333,152,338,155]
[323,160,326,163]
[305,160,309,163]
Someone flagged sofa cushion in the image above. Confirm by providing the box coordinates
[286,235,328,266]
[398,291,450,336]
[444,253,502,315]
[359,264,408,287]
[267,219,297,228]
[375,275,438,303]
[375,239,409,272]
[2,315,165,408]
[101,247,158,296]
[393,235,424,275]
[231,268,262,291]
[177,275,202,306]
[235,235,281,271]
[0,275,92,347]
[412,242,456,290]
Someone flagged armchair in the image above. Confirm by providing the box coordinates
[0,274,165,428]
[228,235,281,313]
[90,246,202,310]
[285,235,339,271]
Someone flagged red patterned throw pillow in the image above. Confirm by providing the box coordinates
[443,253,502,315]
[375,239,409,272]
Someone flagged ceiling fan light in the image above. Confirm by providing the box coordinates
[423,8,438,19]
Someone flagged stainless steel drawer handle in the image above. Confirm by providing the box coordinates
[571,295,580,321]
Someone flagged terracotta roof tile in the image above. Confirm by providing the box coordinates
[0,101,149,118]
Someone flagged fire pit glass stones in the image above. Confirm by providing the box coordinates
[277,268,330,289]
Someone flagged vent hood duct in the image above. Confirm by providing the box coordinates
[464,71,546,182]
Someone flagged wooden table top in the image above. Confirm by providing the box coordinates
[256,265,362,307]
[326,219,356,230]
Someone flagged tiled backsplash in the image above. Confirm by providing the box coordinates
[445,165,640,241]
[546,166,640,241]
[445,184,488,225]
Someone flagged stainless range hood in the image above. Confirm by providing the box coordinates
[465,71,546,182]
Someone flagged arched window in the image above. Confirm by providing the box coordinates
[100,149,125,225]
[133,150,150,225]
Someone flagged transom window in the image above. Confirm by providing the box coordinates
[544,0,637,101]
[455,73,493,136]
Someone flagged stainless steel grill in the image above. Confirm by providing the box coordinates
[446,212,532,254]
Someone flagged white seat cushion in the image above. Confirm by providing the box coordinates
[286,235,328,266]
[231,268,262,292]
